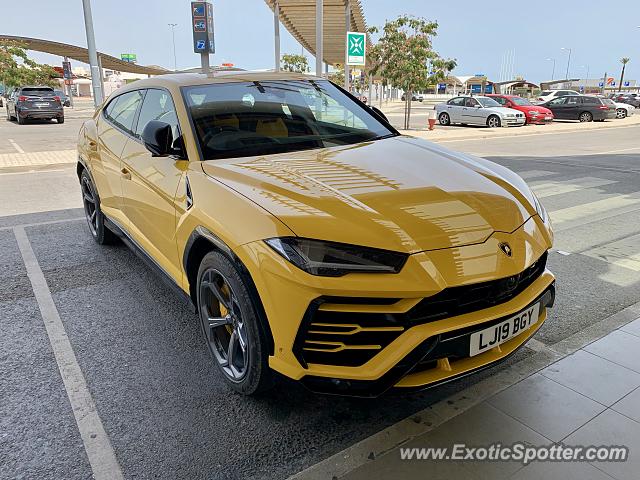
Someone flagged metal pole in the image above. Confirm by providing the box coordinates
[368,74,373,106]
[551,59,555,80]
[601,72,607,95]
[344,0,350,91]
[565,48,572,79]
[81,0,103,106]
[315,0,323,77]
[168,23,178,71]
[201,52,210,75]
[274,1,280,72]
[97,54,105,100]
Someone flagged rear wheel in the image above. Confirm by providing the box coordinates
[616,108,627,119]
[80,169,117,245]
[579,111,593,122]
[57,116,65,124]
[16,111,25,125]
[438,112,450,126]
[197,251,273,395]
[487,115,501,128]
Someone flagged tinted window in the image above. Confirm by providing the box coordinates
[582,97,600,105]
[183,80,394,161]
[448,97,465,106]
[21,87,54,94]
[566,96,581,105]
[540,91,552,96]
[104,90,144,134]
[135,89,180,140]
[548,97,567,106]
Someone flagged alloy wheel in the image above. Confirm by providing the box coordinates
[487,116,500,128]
[199,268,249,382]
[616,109,626,119]
[439,113,450,125]
[81,176,98,236]
[580,112,592,122]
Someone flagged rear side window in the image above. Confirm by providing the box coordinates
[566,97,581,105]
[135,89,180,140]
[582,97,600,105]
[448,97,465,106]
[104,90,144,134]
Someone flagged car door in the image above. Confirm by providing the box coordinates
[546,97,568,119]
[93,90,144,224]
[564,96,582,119]
[445,97,465,122]
[462,97,482,124]
[119,88,187,282]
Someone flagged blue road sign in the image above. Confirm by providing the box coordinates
[196,40,206,50]
[193,3,205,16]
[624,81,630,87]
[598,82,604,87]
[611,81,616,86]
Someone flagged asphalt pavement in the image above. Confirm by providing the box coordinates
[1,122,640,479]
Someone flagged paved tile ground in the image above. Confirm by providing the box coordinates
[342,319,640,480]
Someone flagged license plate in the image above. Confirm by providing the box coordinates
[545,116,552,120]
[469,303,540,357]
[35,102,50,107]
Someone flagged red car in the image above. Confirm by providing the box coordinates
[486,94,554,124]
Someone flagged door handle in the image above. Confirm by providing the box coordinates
[121,167,131,180]
[88,140,97,151]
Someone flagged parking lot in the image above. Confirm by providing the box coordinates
[2,108,640,479]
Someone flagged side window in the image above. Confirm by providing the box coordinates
[104,90,144,134]
[465,97,479,107]
[135,89,180,141]
[493,97,507,105]
[448,97,465,106]
[583,97,598,105]
[566,96,580,105]
[548,97,566,106]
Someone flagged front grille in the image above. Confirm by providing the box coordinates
[293,253,548,368]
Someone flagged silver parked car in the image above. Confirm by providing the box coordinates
[436,95,525,128]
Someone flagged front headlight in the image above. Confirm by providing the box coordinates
[264,237,408,277]
[506,113,515,117]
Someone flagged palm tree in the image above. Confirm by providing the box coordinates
[618,57,630,92]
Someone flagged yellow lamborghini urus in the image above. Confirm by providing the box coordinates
[77,72,555,397]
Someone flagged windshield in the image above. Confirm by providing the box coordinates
[539,91,552,96]
[510,97,531,106]
[476,97,501,108]
[183,80,395,160]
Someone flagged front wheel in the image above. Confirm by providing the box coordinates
[438,112,451,126]
[487,115,501,128]
[197,251,273,395]
[579,111,593,122]
[80,169,117,245]
[616,108,627,119]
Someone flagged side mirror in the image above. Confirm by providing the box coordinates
[369,106,389,124]
[141,120,176,157]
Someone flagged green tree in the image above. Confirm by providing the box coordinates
[281,53,309,73]
[618,57,630,92]
[368,16,456,129]
[328,63,345,86]
[0,41,59,89]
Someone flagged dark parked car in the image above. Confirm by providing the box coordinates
[542,95,615,122]
[54,89,71,107]
[5,86,64,124]
[613,93,640,108]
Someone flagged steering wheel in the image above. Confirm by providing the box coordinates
[202,125,239,146]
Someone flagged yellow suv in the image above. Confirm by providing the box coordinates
[77,72,555,396]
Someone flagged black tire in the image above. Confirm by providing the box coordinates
[17,111,25,125]
[487,115,501,128]
[616,108,626,119]
[80,169,117,245]
[196,251,273,395]
[57,116,65,124]
[438,112,450,126]
[579,111,593,122]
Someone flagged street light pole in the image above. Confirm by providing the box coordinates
[579,65,589,92]
[168,23,178,71]
[81,0,103,106]
[546,58,556,80]
[344,0,350,91]
[273,1,280,72]
[561,47,572,80]
[315,0,323,77]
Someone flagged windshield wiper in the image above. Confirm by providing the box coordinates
[370,133,399,141]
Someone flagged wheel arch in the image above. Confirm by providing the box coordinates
[183,226,275,355]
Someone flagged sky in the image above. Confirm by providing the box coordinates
[5,0,639,83]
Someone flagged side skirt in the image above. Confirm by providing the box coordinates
[103,216,195,313]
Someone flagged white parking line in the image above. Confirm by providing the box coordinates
[8,139,25,154]
[13,226,124,480]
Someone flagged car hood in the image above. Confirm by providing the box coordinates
[490,106,522,116]
[200,137,536,253]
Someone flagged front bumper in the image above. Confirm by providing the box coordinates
[503,116,526,126]
[237,216,554,397]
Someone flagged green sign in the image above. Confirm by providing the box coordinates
[347,31,366,66]
[121,53,137,64]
